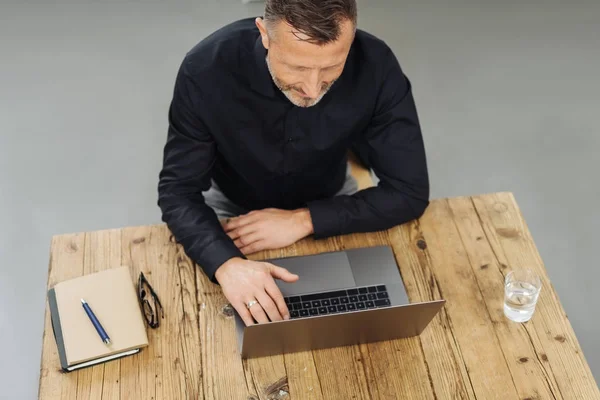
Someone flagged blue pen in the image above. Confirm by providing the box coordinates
[81,299,111,345]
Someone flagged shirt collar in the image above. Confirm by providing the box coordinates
[251,36,276,97]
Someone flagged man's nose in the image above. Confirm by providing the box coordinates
[303,70,321,98]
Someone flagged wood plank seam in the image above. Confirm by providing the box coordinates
[413,219,477,398]
[242,358,260,399]
[355,346,375,400]
[309,351,326,398]
[469,197,565,400]
[99,366,106,399]
[396,220,474,398]
[358,346,379,400]
[278,353,290,398]
[446,198,521,397]
[519,325,560,400]
[417,338,439,400]
[413,219,477,399]
[176,258,193,398]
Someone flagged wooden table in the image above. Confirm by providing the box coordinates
[39,192,599,399]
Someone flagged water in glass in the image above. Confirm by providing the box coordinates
[504,270,541,322]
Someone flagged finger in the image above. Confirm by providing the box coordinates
[240,240,269,255]
[223,214,259,232]
[234,232,262,249]
[255,290,284,322]
[264,279,290,320]
[267,264,300,282]
[248,299,270,324]
[232,301,255,326]
[228,224,260,241]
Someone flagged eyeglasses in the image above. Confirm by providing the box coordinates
[137,271,164,329]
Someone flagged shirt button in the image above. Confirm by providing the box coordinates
[287,138,294,143]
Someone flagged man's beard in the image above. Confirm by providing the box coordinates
[266,56,336,108]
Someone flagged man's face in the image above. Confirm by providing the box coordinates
[256,18,355,107]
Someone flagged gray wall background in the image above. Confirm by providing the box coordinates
[1,0,598,398]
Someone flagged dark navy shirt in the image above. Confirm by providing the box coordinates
[158,18,429,282]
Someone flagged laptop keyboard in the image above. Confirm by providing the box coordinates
[284,284,391,319]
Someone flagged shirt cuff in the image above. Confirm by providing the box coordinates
[306,198,341,239]
[196,238,246,284]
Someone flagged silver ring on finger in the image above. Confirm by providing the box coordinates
[246,300,258,309]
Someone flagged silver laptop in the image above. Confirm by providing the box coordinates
[235,245,445,358]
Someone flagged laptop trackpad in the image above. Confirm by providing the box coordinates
[267,252,356,297]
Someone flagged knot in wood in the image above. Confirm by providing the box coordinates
[416,239,427,250]
[221,303,234,318]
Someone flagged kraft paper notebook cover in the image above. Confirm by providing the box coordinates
[47,266,149,372]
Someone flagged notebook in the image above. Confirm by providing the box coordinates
[47,266,149,372]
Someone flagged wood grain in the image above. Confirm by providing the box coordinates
[448,196,561,399]
[119,226,157,400]
[38,193,600,399]
[75,229,122,400]
[417,199,519,399]
[388,222,472,399]
[472,193,600,399]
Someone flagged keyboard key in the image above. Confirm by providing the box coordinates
[309,308,318,316]
[358,287,368,294]
[289,296,301,303]
[300,309,309,317]
[337,304,347,312]
[331,298,340,305]
[347,303,356,311]
[291,311,299,318]
[303,302,312,308]
[312,300,321,308]
[318,307,328,314]
[366,301,375,308]
[349,296,358,302]
[322,299,331,306]
[301,290,348,302]
[376,285,386,292]
[347,289,359,295]
[367,293,377,300]
[293,303,302,311]
[285,298,290,304]
[356,302,366,309]
[377,292,389,299]
[359,294,367,301]
[375,299,391,307]
[368,286,378,293]
[340,297,349,304]
[328,306,337,313]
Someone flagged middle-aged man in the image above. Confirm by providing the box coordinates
[158,0,429,327]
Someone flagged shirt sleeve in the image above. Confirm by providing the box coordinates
[306,49,430,238]
[158,60,245,283]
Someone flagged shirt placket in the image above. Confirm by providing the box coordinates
[282,107,299,208]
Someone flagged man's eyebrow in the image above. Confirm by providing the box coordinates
[284,62,343,69]
[324,62,344,69]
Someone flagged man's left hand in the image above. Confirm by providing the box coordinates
[222,208,314,255]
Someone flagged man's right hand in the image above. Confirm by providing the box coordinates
[214,257,299,326]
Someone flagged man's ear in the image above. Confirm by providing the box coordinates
[255,17,271,50]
